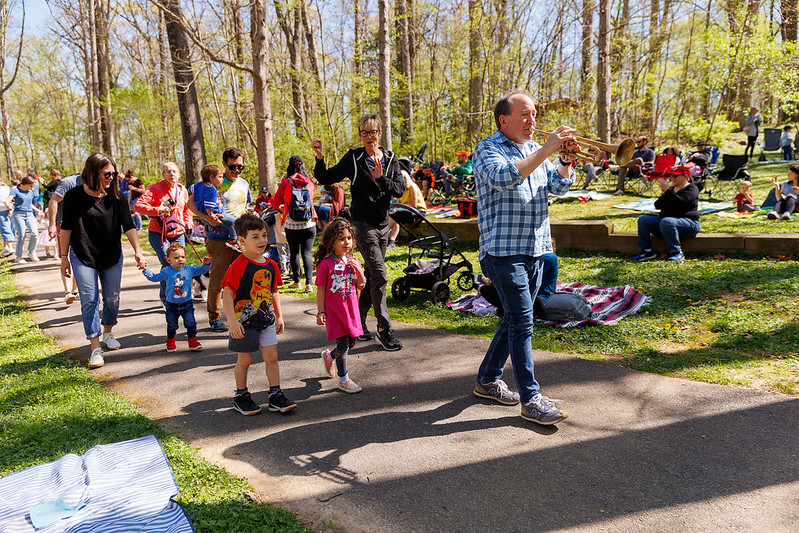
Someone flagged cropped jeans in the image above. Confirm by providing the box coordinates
[70,250,123,340]
[12,210,37,258]
[477,253,544,403]
[637,215,701,255]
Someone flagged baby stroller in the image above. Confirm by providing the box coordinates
[389,203,474,304]
[259,208,290,275]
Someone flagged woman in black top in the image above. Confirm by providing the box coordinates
[59,153,148,369]
[630,169,701,262]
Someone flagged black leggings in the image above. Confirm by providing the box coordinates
[745,135,757,158]
[331,335,356,377]
[285,226,316,284]
[775,197,796,215]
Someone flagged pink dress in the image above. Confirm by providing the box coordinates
[315,256,364,340]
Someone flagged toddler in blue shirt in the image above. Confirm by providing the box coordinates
[194,164,237,243]
[142,242,211,351]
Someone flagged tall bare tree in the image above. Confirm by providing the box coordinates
[579,0,593,119]
[377,0,392,149]
[396,0,413,142]
[596,0,611,142]
[273,0,306,131]
[252,0,277,191]
[467,0,483,145]
[94,0,116,158]
[162,0,206,183]
[0,0,24,180]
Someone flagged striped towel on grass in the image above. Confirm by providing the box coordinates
[538,282,651,328]
[0,435,193,532]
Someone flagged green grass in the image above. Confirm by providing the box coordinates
[0,260,307,532]
[283,243,799,395]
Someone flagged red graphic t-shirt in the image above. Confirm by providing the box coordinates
[221,255,282,330]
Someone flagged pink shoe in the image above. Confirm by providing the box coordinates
[337,378,362,394]
[321,349,335,378]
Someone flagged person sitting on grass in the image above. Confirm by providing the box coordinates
[767,164,799,220]
[141,242,211,352]
[734,180,756,213]
[631,168,700,262]
[222,213,296,416]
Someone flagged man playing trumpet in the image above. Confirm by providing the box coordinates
[471,89,574,426]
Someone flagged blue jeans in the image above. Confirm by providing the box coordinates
[784,145,794,160]
[478,253,543,403]
[148,231,185,303]
[0,210,15,241]
[637,215,701,255]
[130,198,142,231]
[70,250,123,340]
[12,211,37,258]
[165,300,197,339]
[315,204,331,222]
[536,252,559,303]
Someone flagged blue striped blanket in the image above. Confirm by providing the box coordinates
[0,435,193,532]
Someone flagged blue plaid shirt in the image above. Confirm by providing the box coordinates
[473,130,573,259]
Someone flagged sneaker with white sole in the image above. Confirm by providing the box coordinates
[375,328,403,351]
[14,258,25,264]
[631,250,658,262]
[321,349,336,378]
[474,379,521,405]
[88,348,105,369]
[767,211,779,220]
[520,394,568,425]
[267,390,297,413]
[337,378,362,393]
[102,332,121,350]
[28,253,40,262]
[782,211,792,220]
[233,392,262,416]
[64,292,76,305]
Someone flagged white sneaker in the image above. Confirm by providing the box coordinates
[14,257,25,264]
[64,292,76,305]
[102,332,121,350]
[782,211,792,220]
[28,253,40,262]
[88,348,105,369]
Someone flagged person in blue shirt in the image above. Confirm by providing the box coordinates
[5,176,43,263]
[142,242,211,352]
[471,89,574,426]
[193,164,237,243]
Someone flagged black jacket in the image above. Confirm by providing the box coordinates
[655,183,700,220]
[314,147,405,228]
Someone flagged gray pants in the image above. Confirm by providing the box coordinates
[353,220,391,331]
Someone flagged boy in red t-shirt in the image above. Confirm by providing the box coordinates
[222,213,296,416]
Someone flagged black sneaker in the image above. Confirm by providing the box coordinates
[375,328,403,351]
[358,323,375,341]
[267,390,297,413]
[233,392,262,416]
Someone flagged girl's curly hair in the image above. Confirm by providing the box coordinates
[314,217,356,267]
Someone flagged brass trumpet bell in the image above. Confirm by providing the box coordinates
[534,129,636,166]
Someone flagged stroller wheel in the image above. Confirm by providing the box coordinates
[431,281,450,305]
[392,277,410,300]
[457,271,476,291]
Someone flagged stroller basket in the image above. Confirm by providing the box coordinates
[388,204,475,304]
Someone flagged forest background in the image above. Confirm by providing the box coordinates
[2,0,799,192]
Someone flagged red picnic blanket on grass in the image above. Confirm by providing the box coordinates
[538,282,652,328]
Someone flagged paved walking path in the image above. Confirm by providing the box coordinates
[12,253,799,532]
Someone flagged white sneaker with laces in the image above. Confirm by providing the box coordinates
[65,292,76,305]
[28,253,40,262]
[14,258,26,264]
[102,332,121,350]
[88,348,105,369]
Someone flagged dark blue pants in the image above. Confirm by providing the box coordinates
[165,300,197,339]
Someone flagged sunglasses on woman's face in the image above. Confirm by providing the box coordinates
[227,164,245,171]
[103,171,119,179]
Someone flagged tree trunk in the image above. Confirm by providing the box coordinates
[353,0,365,116]
[597,0,611,142]
[163,0,206,184]
[642,0,660,134]
[0,0,22,181]
[227,0,248,149]
[579,0,593,122]
[252,0,277,192]
[467,0,483,145]
[782,0,798,41]
[396,0,413,143]
[273,0,305,131]
[377,0,392,150]
[87,0,102,151]
[94,0,117,159]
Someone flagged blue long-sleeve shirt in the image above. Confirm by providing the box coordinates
[473,130,573,259]
[142,263,211,304]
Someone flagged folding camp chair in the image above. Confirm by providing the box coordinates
[760,128,782,161]
[708,154,750,199]
[628,155,676,194]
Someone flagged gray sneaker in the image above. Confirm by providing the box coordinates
[520,394,568,425]
[473,379,520,405]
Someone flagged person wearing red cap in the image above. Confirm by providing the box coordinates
[444,150,473,198]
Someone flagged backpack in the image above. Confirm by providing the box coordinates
[288,181,312,221]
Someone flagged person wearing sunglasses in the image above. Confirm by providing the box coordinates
[187,147,253,333]
[311,115,406,351]
[613,135,655,194]
[59,153,148,369]
[135,162,193,305]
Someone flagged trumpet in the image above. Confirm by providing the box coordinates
[533,129,636,166]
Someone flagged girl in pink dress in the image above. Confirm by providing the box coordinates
[314,218,366,393]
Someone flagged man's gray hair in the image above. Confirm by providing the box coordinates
[494,89,534,131]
